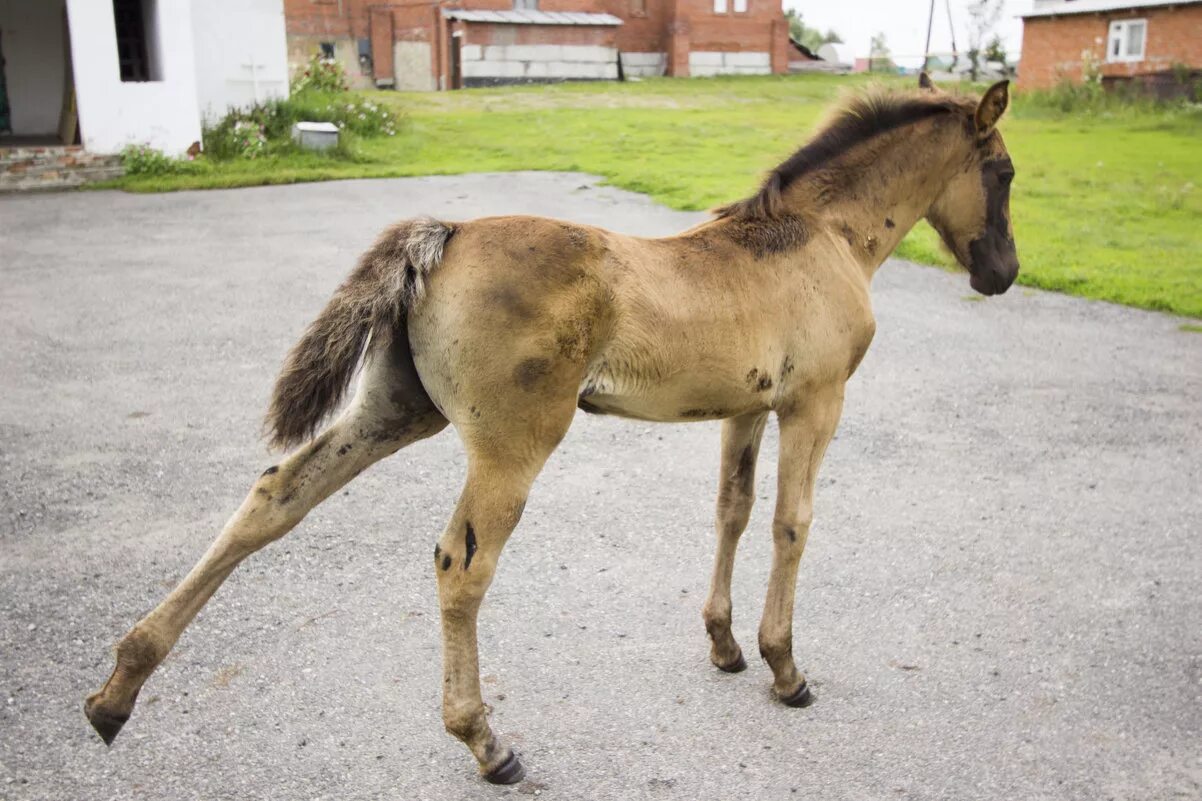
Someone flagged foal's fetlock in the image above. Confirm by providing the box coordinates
[704,619,746,673]
[84,628,163,744]
[445,708,525,784]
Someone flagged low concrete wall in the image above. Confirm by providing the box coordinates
[460,43,619,85]
[688,50,770,77]
[620,51,666,77]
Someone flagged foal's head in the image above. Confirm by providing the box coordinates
[922,75,1020,296]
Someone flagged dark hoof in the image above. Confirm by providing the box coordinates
[717,652,748,674]
[85,702,130,745]
[483,752,525,785]
[780,680,814,708]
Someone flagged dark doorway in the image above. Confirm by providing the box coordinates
[0,30,11,134]
[450,36,462,90]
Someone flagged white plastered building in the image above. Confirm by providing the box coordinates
[0,0,289,156]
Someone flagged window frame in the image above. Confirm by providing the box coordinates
[1106,18,1147,63]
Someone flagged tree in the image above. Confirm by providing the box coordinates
[869,32,895,73]
[785,9,843,53]
[966,0,1003,81]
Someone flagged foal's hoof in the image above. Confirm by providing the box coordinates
[483,752,526,785]
[779,680,814,708]
[716,652,748,674]
[84,698,130,745]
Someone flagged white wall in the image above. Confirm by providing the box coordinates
[65,0,202,155]
[191,0,288,124]
[0,0,67,135]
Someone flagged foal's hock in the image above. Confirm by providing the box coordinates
[86,77,1018,783]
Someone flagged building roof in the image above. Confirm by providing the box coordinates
[1021,0,1202,19]
[441,8,623,26]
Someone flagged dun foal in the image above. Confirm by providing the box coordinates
[86,77,1019,783]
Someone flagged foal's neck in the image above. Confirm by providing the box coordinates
[788,117,970,277]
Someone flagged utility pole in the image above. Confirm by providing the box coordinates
[922,0,937,73]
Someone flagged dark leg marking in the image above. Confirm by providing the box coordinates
[441,554,452,572]
[337,443,353,456]
[885,218,896,229]
[434,544,442,564]
[785,527,797,543]
[464,522,477,570]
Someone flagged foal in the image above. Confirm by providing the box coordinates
[86,77,1019,783]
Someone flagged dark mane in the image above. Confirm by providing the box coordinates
[716,90,973,220]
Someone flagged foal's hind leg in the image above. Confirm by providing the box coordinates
[433,403,575,784]
[759,386,844,706]
[702,411,768,673]
[85,343,447,743]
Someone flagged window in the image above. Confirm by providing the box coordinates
[113,0,161,82]
[733,0,748,11]
[319,42,336,59]
[513,0,538,9]
[714,0,727,12]
[1107,19,1146,62]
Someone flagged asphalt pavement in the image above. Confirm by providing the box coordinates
[1,173,1199,801]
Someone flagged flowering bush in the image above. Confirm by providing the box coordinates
[291,54,349,94]
[326,98,398,137]
[230,120,268,158]
[204,113,273,160]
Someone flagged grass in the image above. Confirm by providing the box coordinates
[108,74,1202,319]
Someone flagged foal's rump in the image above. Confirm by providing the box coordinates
[265,214,616,449]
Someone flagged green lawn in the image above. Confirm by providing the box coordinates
[112,75,1202,319]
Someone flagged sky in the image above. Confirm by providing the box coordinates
[784,0,1028,66]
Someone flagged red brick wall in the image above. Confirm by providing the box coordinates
[284,0,789,86]
[1020,4,1202,89]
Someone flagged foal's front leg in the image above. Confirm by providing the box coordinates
[759,386,844,706]
[702,411,769,672]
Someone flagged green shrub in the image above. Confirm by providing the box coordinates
[120,144,199,175]
[291,54,349,94]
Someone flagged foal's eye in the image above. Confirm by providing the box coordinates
[999,171,1015,186]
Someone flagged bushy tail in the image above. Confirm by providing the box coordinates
[265,218,454,450]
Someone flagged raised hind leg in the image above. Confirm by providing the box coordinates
[433,402,575,784]
[702,411,769,673]
[759,385,844,706]
[84,340,447,743]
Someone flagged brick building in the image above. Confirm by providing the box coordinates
[283,0,790,90]
[1019,0,1202,90]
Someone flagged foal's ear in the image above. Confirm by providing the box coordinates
[975,80,1010,137]
[918,71,937,91]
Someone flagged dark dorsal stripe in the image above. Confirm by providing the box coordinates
[718,94,969,219]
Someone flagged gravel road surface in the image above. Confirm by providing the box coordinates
[1,173,1199,801]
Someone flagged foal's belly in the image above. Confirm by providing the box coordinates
[576,358,777,422]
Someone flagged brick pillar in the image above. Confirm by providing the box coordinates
[668,14,697,76]
[770,18,789,75]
